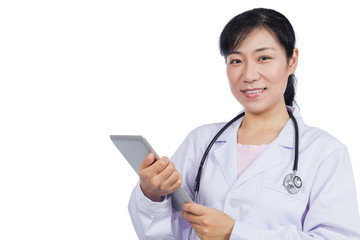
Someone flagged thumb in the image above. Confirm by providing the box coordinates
[139,153,155,171]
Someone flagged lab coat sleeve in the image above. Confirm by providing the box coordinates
[128,132,197,239]
[229,144,360,240]
[128,181,177,239]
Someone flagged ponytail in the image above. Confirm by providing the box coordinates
[284,74,296,106]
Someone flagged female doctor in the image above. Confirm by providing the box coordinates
[128,8,360,240]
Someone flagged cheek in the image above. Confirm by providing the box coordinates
[226,68,240,87]
[226,67,232,80]
[264,65,289,91]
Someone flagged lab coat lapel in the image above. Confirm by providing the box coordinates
[213,117,242,188]
[236,141,285,186]
[211,107,303,189]
[236,108,300,186]
[212,127,286,189]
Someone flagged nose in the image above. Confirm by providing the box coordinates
[242,61,260,83]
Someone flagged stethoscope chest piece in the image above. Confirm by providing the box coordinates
[284,172,302,194]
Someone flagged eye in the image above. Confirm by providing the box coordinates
[259,56,271,61]
[229,59,242,64]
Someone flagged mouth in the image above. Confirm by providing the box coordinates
[241,88,266,98]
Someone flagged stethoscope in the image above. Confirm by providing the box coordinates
[187,109,302,239]
[193,109,302,203]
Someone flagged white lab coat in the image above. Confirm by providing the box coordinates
[128,107,360,239]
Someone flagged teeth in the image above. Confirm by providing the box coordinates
[244,89,265,94]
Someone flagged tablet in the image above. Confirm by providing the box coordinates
[110,135,193,212]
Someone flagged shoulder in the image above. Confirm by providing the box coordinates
[292,107,346,154]
[188,122,227,143]
[301,124,345,153]
[176,121,230,155]
[172,121,227,159]
[300,122,350,172]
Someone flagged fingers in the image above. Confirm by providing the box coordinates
[139,153,156,172]
[182,204,205,232]
[142,156,179,182]
[139,153,169,174]
[158,161,177,180]
[182,203,206,225]
[154,161,182,192]
[139,154,182,201]
[163,170,183,192]
[182,211,197,224]
[182,202,205,216]
[152,156,171,174]
[182,204,235,239]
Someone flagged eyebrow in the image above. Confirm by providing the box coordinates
[228,47,276,55]
[255,47,276,52]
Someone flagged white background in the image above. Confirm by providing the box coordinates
[1,0,359,239]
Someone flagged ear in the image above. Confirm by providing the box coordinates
[288,48,299,75]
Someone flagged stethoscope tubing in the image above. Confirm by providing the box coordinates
[289,113,299,172]
[193,109,300,199]
[193,112,245,195]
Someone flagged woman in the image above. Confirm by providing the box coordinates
[128,8,360,239]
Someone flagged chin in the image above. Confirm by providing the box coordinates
[241,102,273,115]
[240,97,287,115]
[245,107,267,115]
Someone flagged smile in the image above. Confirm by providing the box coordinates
[243,88,266,94]
[242,88,266,98]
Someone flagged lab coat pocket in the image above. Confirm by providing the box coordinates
[262,182,307,201]
[246,182,308,229]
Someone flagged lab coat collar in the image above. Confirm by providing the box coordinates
[277,106,305,148]
[215,106,305,148]
[213,106,305,188]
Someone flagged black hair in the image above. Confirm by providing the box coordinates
[219,8,297,106]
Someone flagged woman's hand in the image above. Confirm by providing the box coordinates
[182,202,235,240]
[139,153,182,202]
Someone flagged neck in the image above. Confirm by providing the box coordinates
[241,101,290,133]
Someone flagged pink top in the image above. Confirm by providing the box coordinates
[237,144,267,178]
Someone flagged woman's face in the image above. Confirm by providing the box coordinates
[226,28,298,114]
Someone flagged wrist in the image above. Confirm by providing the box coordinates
[226,219,235,239]
[140,183,164,202]
[147,194,164,202]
